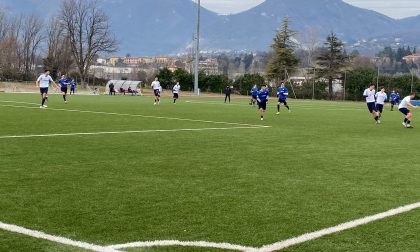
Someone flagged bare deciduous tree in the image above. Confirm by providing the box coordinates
[60,0,118,85]
[21,14,44,78]
[44,16,74,79]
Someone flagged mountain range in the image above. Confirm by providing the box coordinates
[1,0,420,56]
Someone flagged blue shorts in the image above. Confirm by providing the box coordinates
[278,98,287,104]
[367,102,377,113]
[376,104,384,113]
[258,100,267,110]
[252,95,257,99]
[70,87,75,91]
[154,89,160,97]
[399,108,410,116]
[61,87,68,93]
[40,87,48,94]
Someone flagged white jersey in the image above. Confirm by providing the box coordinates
[398,96,411,109]
[151,81,161,90]
[375,92,387,105]
[37,74,53,88]
[363,88,376,103]
[173,84,180,94]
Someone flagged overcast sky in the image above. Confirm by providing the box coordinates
[200,0,420,19]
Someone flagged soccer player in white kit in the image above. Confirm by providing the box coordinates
[35,70,59,108]
[363,84,380,124]
[399,93,417,128]
[151,77,161,105]
[375,87,387,120]
[172,81,180,104]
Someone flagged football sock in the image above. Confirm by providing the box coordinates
[374,116,379,121]
[63,95,66,101]
[407,120,411,124]
[41,98,46,106]
[277,104,280,112]
[286,105,290,110]
[404,118,408,123]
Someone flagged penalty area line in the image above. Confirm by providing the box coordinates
[0,221,120,252]
[258,201,420,251]
[0,126,269,139]
[0,102,265,128]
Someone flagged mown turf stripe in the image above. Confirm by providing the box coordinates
[259,202,420,251]
[0,102,264,127]
[0,221,119,252]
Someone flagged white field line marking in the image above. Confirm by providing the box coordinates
[107,240,258,251]
[0,221,120,252]
[1,202,419,252]
[258,201,420,252]
[0,126,267,139]
[0,103,265,128]
[185,100,365,111]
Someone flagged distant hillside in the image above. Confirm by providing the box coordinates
[0,0,419,55]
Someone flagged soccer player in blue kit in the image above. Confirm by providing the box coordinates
[58,75,70,103]
[250,84,259,106]
[70,79,77,95]
[276,82,290,114]
[257,85,269,121]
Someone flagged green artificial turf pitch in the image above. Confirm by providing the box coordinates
[0,93,419,252]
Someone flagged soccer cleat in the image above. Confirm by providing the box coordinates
[261,118,264,121]
[40,105,44,109]
[406,124,413,128]
[43,105,48,108]
[402,122,407,128]
[65,101,68,104]
[376,120,381,124]
[154,102,156,105]
[276,112,280,115]
[288,109,291,113]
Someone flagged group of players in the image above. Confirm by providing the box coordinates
[363,84,417,128]
[151,77,181,105]
[35,70,77,108]
[249,82,291,121]
[35,70,416,128]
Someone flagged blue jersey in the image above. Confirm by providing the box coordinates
[278,87,289,100]
[251,87,259,96]
[390,93,397,101]
[58,79,69,88]
[257,89,269,102]
[70,81,77,88]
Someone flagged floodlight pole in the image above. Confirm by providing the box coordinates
[194,0,201,96]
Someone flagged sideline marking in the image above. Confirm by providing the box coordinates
[0,221,119,252]
[1,202,419,251]
[107,240,257,251]
[0,102,265,128]
[0,127,267,139]
[258,201,420,252]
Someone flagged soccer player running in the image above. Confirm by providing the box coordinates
[70,79,77,95]
[276,81,290,115]
[390,90,397,111]
[375,87,387,118]
[151,77,161,105]
[249,84,258,106]
[399,93,417,128]
[172,81,180,104]
[36,70,59,108]
[58,75,70,103]
[257,85,269,121]
[363,84,380,124]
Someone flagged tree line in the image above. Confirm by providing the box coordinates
[0,0,117,85]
